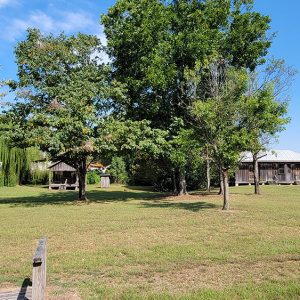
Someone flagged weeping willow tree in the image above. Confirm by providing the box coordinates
[0,138,41,187]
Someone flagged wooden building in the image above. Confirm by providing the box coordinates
[48,162,79,190]
[235,150,300,185]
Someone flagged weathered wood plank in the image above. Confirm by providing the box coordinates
[33,238,46,265]
[32,238,46,300]
[1,238,47,300]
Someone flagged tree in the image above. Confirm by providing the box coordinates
[109,157,128,184]
[102,0,272,195]
[190,63,249,210]
[4,29,119,200]
[167,119,202,195]
[0,138,41,187]
[242,59,294,194]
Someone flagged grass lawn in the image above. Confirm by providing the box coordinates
[0,184,299,299]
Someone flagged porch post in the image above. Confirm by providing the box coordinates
[284,164,289,182]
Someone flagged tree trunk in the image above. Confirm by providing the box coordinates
[253,155,260,195]
[172,168,177,194]
[222,169,229,210]
[206,158,211,192]
[78,157,88,201]
[178,168,188,196]
[218,169,224,195]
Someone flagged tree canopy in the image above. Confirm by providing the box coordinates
[5,29,115,199]
[4,29,168,200]
[240,59,294,194]
[102,0,272,198]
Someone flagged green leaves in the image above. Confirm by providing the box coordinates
[190,64,249,169]
[240,60,292,155]
[5,29,118,166]
[95,118,169,158]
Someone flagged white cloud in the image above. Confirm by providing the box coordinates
[0,0,10,7]
[1,9,97,42]
[58,11,94,32]
[0,0,18,8]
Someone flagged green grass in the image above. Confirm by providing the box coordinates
[0,184,299,299]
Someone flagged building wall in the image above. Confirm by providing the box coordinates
[235,163,300,184]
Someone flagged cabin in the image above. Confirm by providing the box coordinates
[235,150,300,185]
[48,161,79,190]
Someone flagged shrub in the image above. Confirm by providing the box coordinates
[87,170,100,184]
[110,157,128,184]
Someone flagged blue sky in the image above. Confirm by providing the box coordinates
[0,1,299,151]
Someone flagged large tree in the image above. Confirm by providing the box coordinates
[102,0,271,194]
[4,29,122,200]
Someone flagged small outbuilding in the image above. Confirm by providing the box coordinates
[235,150,300,185]
[48,162,79,190]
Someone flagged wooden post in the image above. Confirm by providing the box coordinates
[32,238,47,300]
[48,171,52,190]
[284,164,290,183]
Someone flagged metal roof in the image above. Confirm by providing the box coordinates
[241,150,300,163]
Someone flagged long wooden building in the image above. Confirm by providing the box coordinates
[235,150,300,185]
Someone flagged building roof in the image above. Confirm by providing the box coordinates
[48,161,76,172]
[88,162,104,170]
[241,150,300,163]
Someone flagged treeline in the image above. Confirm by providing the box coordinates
[0,0,295,209]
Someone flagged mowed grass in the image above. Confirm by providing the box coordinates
[0,184,299,299]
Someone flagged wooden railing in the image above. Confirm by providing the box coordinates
[32,237,47,300]
[0,237,47,300]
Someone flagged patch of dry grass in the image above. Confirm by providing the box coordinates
[0,184,299,299]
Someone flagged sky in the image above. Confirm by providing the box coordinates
[0,1,299,151]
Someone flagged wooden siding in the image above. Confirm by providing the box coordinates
[236,163,300,184]
[49,162,76,172]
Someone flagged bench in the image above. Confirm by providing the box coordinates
[0,237,47,300]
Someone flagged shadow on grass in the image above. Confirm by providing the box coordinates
[190,190,221,196]
[140,200,217,212]
[0,188,167,207]
[0,186,220,211]
[125,185,156,192]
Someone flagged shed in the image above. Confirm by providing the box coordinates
[48,162,79,190]
[235,150,300,185]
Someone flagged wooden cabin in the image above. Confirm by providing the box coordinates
[48,162,79,190]
[235,150,300,185]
